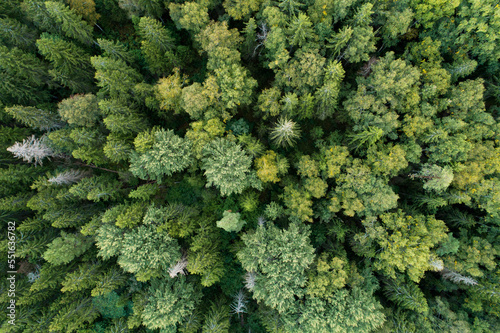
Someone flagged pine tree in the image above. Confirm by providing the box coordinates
[90,55,142,100]
[201,301,230,333]
[45,1,94,44]
[287,13,314,47]
[21,0,58,32]
[49,297,100,332]
[201,138,261,196]
[68,175,121,202]
[5,105,63,131]
[42,231,92,265]
[270,117,301,148]
[129,129,193,183]
[237,222,315,313]
[0,46,51,104]
[58,93,101,127]
[187,221,225,287]
[383,275,429,314]
[314,60,344,120]
[409,163,454,192]
[0,17,37,50]
[140,277,201,331]
[137,16,175,75]
[97,38,134,64]
[36,33,94,92]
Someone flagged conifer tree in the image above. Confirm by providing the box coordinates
[36,33,94,92]
[5,105,63,131]
[137,16,176,75]
[0,17,37,50]
[91,55,142,100]
[237,222,315,313]
[141,277,202,331]
[201,138,261,196]
[130,129,193,183]
[42,231,92,265]
[270,117,301,148]
[44,1,94,44]
[183,215,225,288]
[97,38,135,64]
[0,46,51,104]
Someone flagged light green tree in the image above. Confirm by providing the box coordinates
[129,129,193,183]
[329,161,399,217]
[410,164,454,192]
[155,68,187,116]
[141,277,202,331]
[201,138,262,196]
[255,150,288,183]
[91,55,142,100]
[169,1,209,34]
[270,117,301,148]
[354,210,448,282]
[281,288,386,332]
[344,52,420,136]
[96,212,182,281]
[58,93,100,127]
[237,222,315,313]
[306,253,348,298]
[42,231,92,265]
[216,210,246,232]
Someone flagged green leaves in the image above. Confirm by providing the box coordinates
[355,210,448,282]
[43,231,92,265]
[237,222,315,313]
[96,214,181,281]
[130,129,193,183]
[281,288,386,332]
[45,1,93,44]
[141,277,201,331]
[202,138,261,196]
[216,210,246,232]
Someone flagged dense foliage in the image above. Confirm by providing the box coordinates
[1,0,499,332]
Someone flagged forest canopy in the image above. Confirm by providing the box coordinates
[0,0,499,332]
